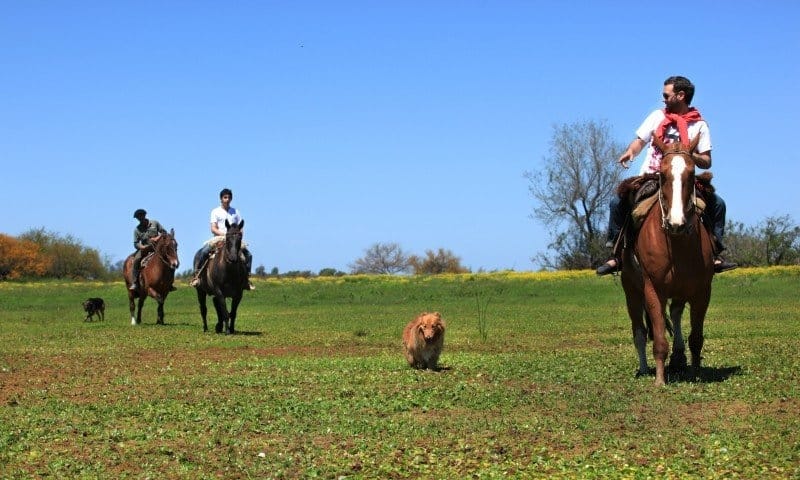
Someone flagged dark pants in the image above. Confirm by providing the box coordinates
[131,250,144,284]
[605,192,728,252]
[193,244,252,273]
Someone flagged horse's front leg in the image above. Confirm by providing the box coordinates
[623,289,649,377]
[156,299,165,325]
[668,300,688,371]
[688,294,711,373]
[212,295,229,334]
[197,289,209,332]
[228,293,242,334]
[643,282,668,386]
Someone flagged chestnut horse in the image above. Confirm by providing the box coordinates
[195,220,247,334]
[621,135,715,386]
[123,229,179,325]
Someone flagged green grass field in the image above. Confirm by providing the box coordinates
[1,268,798,479]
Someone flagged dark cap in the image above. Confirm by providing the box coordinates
[133,209,147,218]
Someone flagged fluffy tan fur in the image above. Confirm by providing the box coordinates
[402,312,445,369]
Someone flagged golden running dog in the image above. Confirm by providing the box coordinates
[402,312,445,370]
[82,297,105,322]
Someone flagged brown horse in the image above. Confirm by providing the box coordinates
[123,230,179,325]
[195,220,247,334]
[621,135,715,386]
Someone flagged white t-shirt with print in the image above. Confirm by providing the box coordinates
[636,109,712,175]
[210,206,243,234]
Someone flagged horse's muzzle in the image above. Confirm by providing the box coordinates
[666,220,693,236]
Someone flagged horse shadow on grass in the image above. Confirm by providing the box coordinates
[637,365,743,384]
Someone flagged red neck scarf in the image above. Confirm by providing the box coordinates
[655,107,703,144]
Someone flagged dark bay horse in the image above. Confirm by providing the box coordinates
[621,135,715,386]
[123,229,179,325]
[195,219,247,334]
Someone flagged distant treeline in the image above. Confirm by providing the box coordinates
[2,215,799,281]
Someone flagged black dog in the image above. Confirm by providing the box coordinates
[82,298,105,321]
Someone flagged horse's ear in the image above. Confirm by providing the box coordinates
[651,131,667,152]
[170,228,174,236]
[240,220,244,229]
[225,219,231,229]
[689,134,700,153]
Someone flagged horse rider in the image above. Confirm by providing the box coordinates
[190,188,254,290]
[596,75,737,276]
[130,208,168,290]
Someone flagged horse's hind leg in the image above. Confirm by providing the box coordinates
[624,293,649,376]
[136,297,146,325]
[668,300,688,372]
[128,294,137,326]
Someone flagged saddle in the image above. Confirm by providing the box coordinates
[612,172,715,257]
[139,250,157,268]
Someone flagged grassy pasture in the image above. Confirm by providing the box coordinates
[1,268,798,479]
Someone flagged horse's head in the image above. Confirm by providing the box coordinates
[653,135,700,234]
[223,219,244,263]
[154,229,180,270]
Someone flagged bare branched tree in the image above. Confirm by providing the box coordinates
[526,119,625,269]
[350,242,409,274]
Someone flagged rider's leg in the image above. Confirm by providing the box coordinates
[243,248,255,290]
[707,192,737,272]
[190,245,211,286]
[129,251,142,290]
[597,196,627,275]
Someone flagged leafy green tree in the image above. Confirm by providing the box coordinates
[18,228,107,279]
[408,248,469,274]
[726,215,800,266]
[319,268,345,277]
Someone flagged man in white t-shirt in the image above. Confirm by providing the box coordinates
[597,76,736,275]
[190,188,254,289]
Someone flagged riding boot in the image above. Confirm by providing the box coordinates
[243,248,255,290]
[190,248,208,287]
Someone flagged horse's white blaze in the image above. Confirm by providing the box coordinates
[669,155,687,226]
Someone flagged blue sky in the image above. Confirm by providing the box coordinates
[3,1,798,272]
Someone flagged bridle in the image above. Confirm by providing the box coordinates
[153,235,178,269]
[223,228,243,264]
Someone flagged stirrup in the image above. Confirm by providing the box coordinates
[189,277,200,287]
[714,257,737,273]
[596,258,620,276]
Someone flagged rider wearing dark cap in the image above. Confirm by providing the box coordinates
[130,209,167,290]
